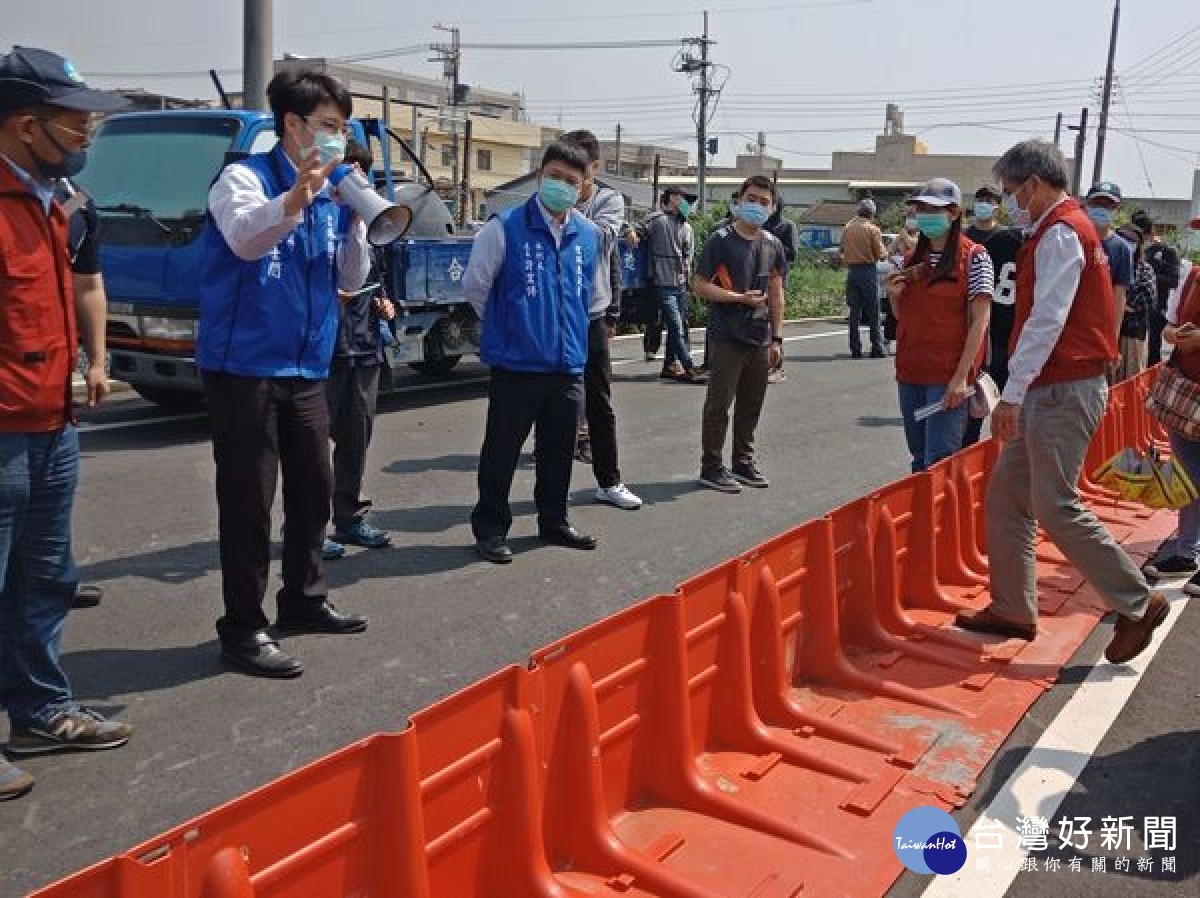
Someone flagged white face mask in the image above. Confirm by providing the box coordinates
[1003,184,1032,230]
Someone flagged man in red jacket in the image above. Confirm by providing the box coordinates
[0,47,130,801]
[955,140,1167,664]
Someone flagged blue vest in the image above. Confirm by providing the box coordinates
[196,145,345,378]
[478,197,596,375]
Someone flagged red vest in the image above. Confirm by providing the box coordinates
[1009,198,1116,387]
[1174,267,1200,384]
[0,160,77,432]
[895,237,987,385]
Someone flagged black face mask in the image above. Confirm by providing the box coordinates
[30,121,88,180]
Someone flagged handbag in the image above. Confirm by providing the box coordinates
[968,370,1000,420]
[1146,355,1200,440]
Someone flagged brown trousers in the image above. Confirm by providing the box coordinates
[701,338,770,472]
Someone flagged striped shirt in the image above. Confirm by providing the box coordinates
[927,250,995,299]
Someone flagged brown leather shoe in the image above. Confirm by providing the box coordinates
[954,606,1037,641]
[1104,592,1169,664]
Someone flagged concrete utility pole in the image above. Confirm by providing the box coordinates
[432,24,463,215]
[679,12,716,213]
[1069,107,1089,197]
[1093,0,1120,184]
[243,0,273,111]
[614,123,622,177]
[459,117,473,227]
[1053,112,1063,147]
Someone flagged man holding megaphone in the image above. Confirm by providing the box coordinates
[197,70,372,679]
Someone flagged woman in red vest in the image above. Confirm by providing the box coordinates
[885,178,993,472]
[1144,256,1200,591]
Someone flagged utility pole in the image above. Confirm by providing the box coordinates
[1068,107,1089,197]
[652,153,661,212]
[1053,112,1063,148]
[432,24,462,216]
[677,12,716,212]
[1093,0,1121,184]
[614,123,622,178]
[459,117,473,227]
[243,0,273,111]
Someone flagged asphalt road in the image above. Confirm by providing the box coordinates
[1,321,1195,897]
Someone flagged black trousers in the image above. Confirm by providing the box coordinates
[471,368,583,540]
[327,359,381,527]
[584,318,621,489]
[204,372,331,644]
[1148,303,1167,367]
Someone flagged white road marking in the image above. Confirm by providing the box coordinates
[920,589,1189,898]
[81,328,854,432]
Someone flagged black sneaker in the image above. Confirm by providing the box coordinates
[1142,555,1198,579]
[7,707,131,755]
[699,467,743,493]
[732,463,770,488]
[1185,570,1200,597]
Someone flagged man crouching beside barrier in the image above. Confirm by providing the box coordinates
[955,140,1167,664]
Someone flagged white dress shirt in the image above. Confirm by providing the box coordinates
[207,150,370,290]
[463,197,568,318]
[1001,197,1086,406]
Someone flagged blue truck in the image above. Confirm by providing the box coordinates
[74,109,481,408]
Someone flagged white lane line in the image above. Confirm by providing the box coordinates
[920,589,1189,898]
[79,412,206,433]
[612,328,848,367]
[82,329,851,432]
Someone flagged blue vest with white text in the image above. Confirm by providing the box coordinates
[478,196,597,375]
[196,144,345,378]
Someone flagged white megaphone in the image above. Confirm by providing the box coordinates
[329,164,412,246]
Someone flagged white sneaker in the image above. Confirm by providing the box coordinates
[595,484,643,510]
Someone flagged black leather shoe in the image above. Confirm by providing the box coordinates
[275,602,368,635]
[476,537,514,564]
[72,584,103,609]
[538,525,598,550]
[221,632,304,678]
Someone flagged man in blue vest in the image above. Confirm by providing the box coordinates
[465,141,600,563]
[197,70,371,678]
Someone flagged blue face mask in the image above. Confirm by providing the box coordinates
[539,176,579,214]
[915,212,951,239]
[736,201,770,228]
[311,131,347,166]
[973,201,997,221]
[1086,206,1114,228]
[678,199,691,219]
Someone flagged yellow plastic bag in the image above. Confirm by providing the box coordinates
[1092,448,1155,503]
[1146,452,1199,510]
[1092,447,1199,511]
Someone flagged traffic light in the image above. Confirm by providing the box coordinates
[706,137,718,156]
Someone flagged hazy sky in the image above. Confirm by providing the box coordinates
[8,0,1200,198]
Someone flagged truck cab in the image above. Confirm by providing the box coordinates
[75,109,479,409]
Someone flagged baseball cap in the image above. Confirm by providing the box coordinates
[857,198,876,216]
[662,185,698,203]
[1085,181,1122,204]
[910,178,962,208]
[0,46,128,113]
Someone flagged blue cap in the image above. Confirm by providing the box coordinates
[0,46,128,113]
[1086,181,1122,204]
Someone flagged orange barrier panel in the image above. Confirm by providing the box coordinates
[33,731,418,898]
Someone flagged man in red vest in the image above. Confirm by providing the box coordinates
[955,140,1167,664]
[0,47,131,801]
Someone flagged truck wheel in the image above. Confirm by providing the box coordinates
[408,355,462,376]
[133,384,206,410]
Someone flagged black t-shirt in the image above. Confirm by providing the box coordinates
[54,181,101,275]
[1145,241,1181,306]
[696,224,787,346]
[965,224,1022,357]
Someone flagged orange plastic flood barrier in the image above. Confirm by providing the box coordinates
[32,383,1178,898]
